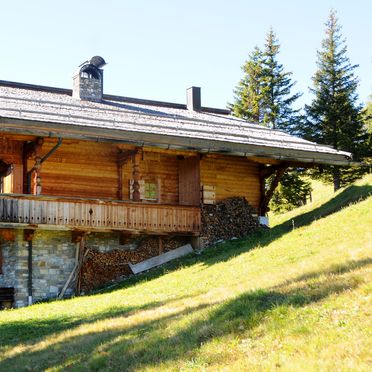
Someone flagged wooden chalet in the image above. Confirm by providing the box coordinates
[0,56,352,307]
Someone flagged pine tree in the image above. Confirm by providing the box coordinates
[230,29,301,132]
[303,10,369,191]
[364,95,372,134]
[230,46,264,122]
[260,29,302,132]
[231,29,309,213]
[269,170,312,213]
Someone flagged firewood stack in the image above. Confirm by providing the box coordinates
[80,236,188,291]
[200,197,259,247]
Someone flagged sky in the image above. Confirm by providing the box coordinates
[0,0,371,110]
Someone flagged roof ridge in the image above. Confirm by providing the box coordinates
[0,80,230,115]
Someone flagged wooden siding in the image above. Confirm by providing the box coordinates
[1,135,262,212]
[27,140,180,203]
[0,137,23,194]
[139,151,179,204]
[31,139,119,199]
[200,155,261,210]
[0,195,200,234]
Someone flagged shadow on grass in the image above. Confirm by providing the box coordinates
[0,257,369,371]
[198,183,372,267]
[106,184,372,284]
[0,293,197,349]
[278,184,372,231]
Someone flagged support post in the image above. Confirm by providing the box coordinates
[24,229,35,306]
[117,162,123,200]
[23,137,44,194]
[132,151,141,202]
[117,147,140,200]
[259,164,288,216]
[33,156,42,195]
[158,236,163,255]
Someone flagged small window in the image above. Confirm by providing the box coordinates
[129,180,158,201]
[144,182,157,201]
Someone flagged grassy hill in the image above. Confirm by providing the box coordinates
[0,175,371,371]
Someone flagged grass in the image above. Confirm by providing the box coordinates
[0,174,371,371]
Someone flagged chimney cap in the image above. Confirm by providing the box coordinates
[89,56,107,68]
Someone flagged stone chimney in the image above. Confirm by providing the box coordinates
[72,56,106,101]
[186,86,201,111]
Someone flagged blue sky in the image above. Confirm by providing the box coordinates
[1,0,371,109]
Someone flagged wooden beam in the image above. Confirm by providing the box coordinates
[119,233,135,245]
[132,150,141,202]
[260,165,288,215]
[23,229,35,241]
[117,148,137,200]
[259,164,285,180]
[22,137,44,195]
[158,236,163,255]
[0,228,15,242]
[33,156,42,195]
[23,137,44,160]
[117,149,138,165]
[71,230,87,243]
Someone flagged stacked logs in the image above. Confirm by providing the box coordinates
[200,197,259,247]
[80,236,188,292]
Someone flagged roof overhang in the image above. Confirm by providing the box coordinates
[0,116,355,166]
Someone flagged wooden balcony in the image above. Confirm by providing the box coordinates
[0,194,201,235]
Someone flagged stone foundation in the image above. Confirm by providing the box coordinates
[0,229,191,307]
[0,229,127,307]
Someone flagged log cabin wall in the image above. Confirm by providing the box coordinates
[200,155,261,211]
[139,151,179,204]
[29,139,119,199]
[25,139,180,203]
[0,138,23,194]
[2,135,261,211]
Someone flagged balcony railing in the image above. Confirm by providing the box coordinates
[0,194,201,234]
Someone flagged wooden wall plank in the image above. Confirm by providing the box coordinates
[200,155,261,210]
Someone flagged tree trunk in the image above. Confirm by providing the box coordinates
[333,166,341,192]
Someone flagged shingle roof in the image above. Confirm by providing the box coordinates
[0,81,352,165]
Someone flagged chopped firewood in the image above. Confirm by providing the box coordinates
[80,236,188,292]
[200,197,259,247]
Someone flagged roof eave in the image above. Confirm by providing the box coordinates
[0,116,353,167]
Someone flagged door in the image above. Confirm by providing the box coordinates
[178,156,200,206]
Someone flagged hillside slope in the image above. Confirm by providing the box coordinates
[0,175,371,371]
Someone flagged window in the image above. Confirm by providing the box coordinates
[129,180,158,201]
[144,182,157,201]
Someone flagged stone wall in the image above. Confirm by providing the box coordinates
[0,229,124,307]
[0,229,191,308]
[0,231,28,307]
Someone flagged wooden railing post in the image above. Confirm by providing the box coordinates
[33,156,42,195]
[132,152,141,202]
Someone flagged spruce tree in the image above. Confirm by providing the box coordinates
[230,46,264,122]
[303,10,369,190]
[364,95,372,134]
[260,29,302,132]
[230,29,301,132]
[231,29,310,213]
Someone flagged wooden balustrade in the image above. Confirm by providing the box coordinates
[0,194,201,234]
